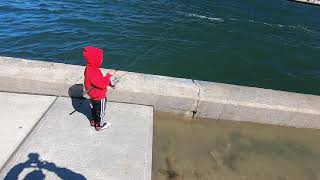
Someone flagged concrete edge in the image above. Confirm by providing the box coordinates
[0,56,320,129]
[0,56,198,116]
[195,80,320,129]
[144,106,154,180]
[0,96,58,174]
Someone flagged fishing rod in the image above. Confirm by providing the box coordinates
[82,30,168,97]
[80,42,159,98]
[70,43,160,116]
[70,34,167,115]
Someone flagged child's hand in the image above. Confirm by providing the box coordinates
[110,76,119,88]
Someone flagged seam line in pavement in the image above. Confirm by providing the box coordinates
[0,96,59,174]
[0,90,58,97]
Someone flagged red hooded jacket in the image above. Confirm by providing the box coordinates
[83,46,112,100]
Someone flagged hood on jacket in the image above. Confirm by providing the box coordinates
[83,46,104,68]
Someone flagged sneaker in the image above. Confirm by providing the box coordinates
[95,122,111,131]
[90,120,95,127]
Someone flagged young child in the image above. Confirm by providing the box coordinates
[83,46,114,131]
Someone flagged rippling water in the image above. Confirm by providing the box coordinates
[0,0,319,94]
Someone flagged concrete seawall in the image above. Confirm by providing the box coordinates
[0,56,319,129]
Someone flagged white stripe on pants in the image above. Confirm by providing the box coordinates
[100,98,106,126]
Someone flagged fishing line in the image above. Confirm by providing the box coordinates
[72,26,169,116]
[80,43,160,97]
[81,29,168,97]
[111,31,168,85]
[113,42,160,79]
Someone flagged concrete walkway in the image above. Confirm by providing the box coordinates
[0,92,56,170]
[0,93,153,180]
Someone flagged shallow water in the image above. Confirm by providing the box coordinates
[153,112,320,180]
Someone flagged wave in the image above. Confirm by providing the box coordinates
[188,13,224,22]
[248,19,313,33]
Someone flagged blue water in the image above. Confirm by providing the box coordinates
[0,0,320,94]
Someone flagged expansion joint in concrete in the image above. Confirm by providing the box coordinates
[0,96,58,173]
[192,79,200,119]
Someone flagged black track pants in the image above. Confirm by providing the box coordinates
[91,98,107,126]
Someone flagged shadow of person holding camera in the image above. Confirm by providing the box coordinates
[4,153,86,180]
